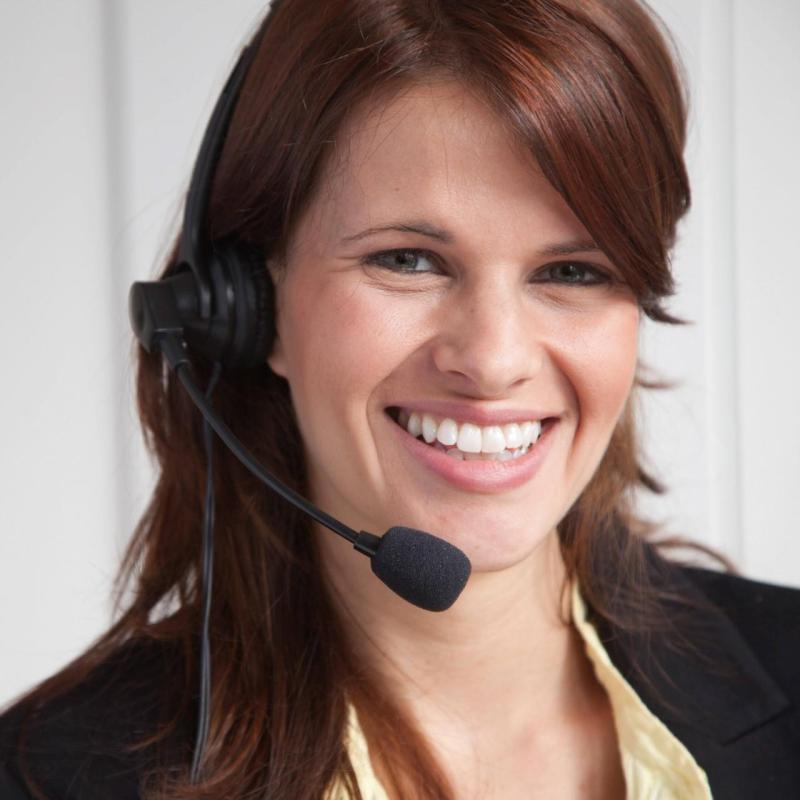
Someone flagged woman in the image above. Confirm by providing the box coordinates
[2,0,799,797]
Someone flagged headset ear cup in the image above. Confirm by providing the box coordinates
[247,249,276,368]
[200,239,274,369]
[228,241,274,369]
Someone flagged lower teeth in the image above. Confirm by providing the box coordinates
[430,441,531,460]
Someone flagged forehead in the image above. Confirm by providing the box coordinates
[292,78,590,257]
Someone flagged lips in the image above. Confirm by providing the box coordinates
[385,407,559,493]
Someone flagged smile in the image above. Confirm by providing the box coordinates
[390,408,545,461]
[386,407,559,492]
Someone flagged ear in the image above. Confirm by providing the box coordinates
[265,259,288,378]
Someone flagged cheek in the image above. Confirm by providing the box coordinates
[539,300,640,498]
[556,300,640,440]
[277,273,424,423]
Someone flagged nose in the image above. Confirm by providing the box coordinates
[430,277,544,397]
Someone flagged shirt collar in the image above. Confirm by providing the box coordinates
[571,579,713,797]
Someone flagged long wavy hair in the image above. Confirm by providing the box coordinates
[11,1,735,797]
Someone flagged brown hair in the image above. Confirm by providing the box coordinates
[10,1,735,797]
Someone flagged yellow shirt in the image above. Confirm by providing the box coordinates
[329,581,713,799]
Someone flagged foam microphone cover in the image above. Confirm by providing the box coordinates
[371,527,471,611]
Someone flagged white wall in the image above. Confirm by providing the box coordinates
[2,0,798,705]
[0,0,118,705]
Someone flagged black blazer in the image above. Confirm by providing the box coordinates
[2,553,800,799]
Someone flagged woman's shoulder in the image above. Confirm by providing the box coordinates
[596,548,800,733]
[682,560,800,603]
[0,635,190,799]
[596,555,800,796]
[678,562,800,676]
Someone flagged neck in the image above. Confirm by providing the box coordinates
[316,528,597,740]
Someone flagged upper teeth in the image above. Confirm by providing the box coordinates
[398,410,542,454]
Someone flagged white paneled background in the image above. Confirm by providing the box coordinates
[1,0,798,705]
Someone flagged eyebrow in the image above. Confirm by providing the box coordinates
[339,220,604,257]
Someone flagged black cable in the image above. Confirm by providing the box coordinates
[171,358,364,547]
[190,361,222,783]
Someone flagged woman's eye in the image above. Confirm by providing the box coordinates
[536,261,611,286]
[362,248,441,274]
[361,251,612,286]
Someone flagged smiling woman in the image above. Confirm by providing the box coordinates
[266,90,642,567]
[2,1,800,799]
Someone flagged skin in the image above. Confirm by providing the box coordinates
[267,78,638,797]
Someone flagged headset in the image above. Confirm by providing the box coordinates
[127,14,471,782]
[130,42,272,371]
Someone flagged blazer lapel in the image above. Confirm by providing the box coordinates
[589,545,790,747]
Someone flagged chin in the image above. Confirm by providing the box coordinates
[429,515,557,575]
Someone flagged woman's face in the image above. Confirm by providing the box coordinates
[268,79,640,574]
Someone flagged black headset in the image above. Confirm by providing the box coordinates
[129,40,274,371]
[127,29,282,784]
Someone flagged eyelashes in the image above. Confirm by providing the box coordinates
[362,248,439,274]
[533,261,612,286]
[360,247,614,286]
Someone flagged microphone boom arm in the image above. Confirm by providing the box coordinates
[165,337,381,557]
